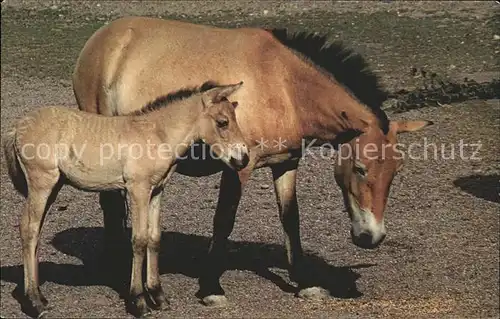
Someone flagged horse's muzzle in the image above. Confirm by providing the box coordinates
[350,229,386,249]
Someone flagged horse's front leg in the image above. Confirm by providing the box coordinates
[271,160,327,300]
[197,166,252,307]
[145,187,170,311]
[125,183,152,317]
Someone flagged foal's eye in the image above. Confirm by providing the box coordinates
[216,118,229,128]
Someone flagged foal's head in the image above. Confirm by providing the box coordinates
[334,120,433,249]
[198,82,249,170]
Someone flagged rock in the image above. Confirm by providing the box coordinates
[202,295,228,307]
[297,287,329,301]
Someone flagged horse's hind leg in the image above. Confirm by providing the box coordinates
[98,190,129,290]
[20,168,61,317]
[271,160,326,300]
[99,191,128,256]
[197,167,251,306]
[145,188,169,311]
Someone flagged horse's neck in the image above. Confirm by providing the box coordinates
[289,62,379,142]
[135,99,203,144]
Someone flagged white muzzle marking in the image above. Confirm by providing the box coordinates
[348,194,386,245]
[229,143,248,162]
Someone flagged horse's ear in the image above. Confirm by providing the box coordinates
[390,120,434,134]
[202,81,244,108]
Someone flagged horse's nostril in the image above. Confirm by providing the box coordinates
[357,233,373,246]
[379,233,387,244]
[351,231,383,250]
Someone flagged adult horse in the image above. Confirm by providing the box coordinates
[72,16,433,308]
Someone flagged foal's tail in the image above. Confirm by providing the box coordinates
[2,127,28,197]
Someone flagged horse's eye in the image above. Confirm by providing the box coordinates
[354,162,367,177]
[216,118,229,128]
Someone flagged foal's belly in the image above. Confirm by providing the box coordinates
[59,160,125,191]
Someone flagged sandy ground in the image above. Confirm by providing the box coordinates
[1,1,499,318]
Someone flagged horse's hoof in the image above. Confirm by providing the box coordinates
[297,287,329,301]
[202,295,228,307]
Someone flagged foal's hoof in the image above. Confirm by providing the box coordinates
[297,287,329,301]
[39,289,49,306]
[127,295,152,318]
[23,300,48,319]
[147,287,170,311]
[202,295,228,307]
[22,292,50,319]
[37,310,49,319]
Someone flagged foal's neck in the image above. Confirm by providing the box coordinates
[291,63,380,142]
[133,96,204,142]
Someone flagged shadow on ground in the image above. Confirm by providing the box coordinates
[453,174,500,204]
[1,227,372,313]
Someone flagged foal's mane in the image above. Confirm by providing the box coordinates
[267,28,390,134]
[131,80,219,115]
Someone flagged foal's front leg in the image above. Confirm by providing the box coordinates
[126,183,152,317]
[145,188,170,311]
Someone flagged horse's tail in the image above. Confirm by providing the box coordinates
[3,127,28,197]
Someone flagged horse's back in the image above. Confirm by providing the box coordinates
[73,16,288,116]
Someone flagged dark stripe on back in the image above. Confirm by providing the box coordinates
[132,80,219,115]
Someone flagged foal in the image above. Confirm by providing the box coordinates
[3,81,249,317]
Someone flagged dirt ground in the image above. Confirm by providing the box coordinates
[1,1,499,318]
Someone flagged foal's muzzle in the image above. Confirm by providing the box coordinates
[230,152,250,170]
[227,143,249,170]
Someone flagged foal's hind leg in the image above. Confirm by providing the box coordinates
[145,188,170,311]
[125,184,152,317]
[197,167,252,306]
[20,168,61,317]
[271,160,327,300]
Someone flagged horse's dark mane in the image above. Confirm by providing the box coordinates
[267,28,390,134]
[132,80,220,115]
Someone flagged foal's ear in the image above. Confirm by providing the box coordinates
[202,81,244,108]
[390,120,434,134]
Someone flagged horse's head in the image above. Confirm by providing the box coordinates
[198,81,250,171]
[334,120,433,249]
